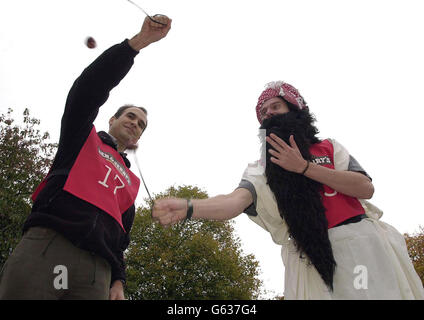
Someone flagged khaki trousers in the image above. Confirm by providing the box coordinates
[0,227,111,300]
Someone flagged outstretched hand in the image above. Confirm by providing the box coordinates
[152,198,187,227]
[266,134,308,174]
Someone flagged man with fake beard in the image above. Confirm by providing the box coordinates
[152,81,424,299]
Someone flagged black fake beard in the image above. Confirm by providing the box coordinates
[260,111,337,291]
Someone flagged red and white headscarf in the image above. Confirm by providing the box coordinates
[255,81,308,123]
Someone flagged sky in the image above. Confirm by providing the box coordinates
[1,0,424,299]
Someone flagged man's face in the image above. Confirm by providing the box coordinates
[260,97,290,122]
[108,107,147,148]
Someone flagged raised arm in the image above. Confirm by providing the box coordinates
[59,16,172,147]
[152,188,253,227]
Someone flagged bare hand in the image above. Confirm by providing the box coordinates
[129,15,172,51]
[152,198,187,227]
[266,134,308,173]
[109,280,125,300]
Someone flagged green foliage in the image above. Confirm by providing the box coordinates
[404,225,424,286]
[0,111,264,299]
[125,185,263,300]
[0,108,57,268]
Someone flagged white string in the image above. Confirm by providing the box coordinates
[126,0,150,17]
[132,149,154,211]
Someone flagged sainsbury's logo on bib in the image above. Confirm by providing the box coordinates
[97,147,132,185]
[311,155,332,165]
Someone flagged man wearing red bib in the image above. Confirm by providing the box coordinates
[152,81,424,299]
[0,16,172,300]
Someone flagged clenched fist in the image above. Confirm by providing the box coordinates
[129,15,172,51]
[152,198,187,227]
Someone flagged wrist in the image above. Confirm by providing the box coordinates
[128,34,150,51]
[112,279,125,288]
[301,160,310,175]
[185,199,194,221]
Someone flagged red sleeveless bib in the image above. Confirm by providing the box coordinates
[32,127,140,232]
[309,140,365,228]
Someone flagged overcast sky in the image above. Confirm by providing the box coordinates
[1,0,423,298]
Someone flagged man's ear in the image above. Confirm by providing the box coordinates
[109,116,117,128]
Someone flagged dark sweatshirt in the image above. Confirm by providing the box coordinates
[23,39,140,285]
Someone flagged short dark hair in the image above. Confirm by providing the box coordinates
[113,104,148,130]
[113,104,148,119]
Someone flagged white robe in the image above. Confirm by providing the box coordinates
[241,138,424,299]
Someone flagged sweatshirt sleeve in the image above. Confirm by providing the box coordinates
[111,204,136,285]
[58,39,139,150]
[111,252,127,286]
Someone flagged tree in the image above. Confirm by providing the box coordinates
[404,226,424,285]
[0,108,57,268]
[124,185,264,300]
